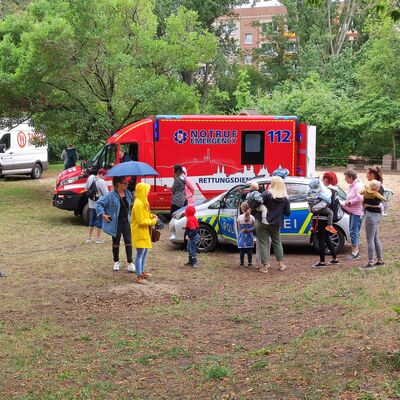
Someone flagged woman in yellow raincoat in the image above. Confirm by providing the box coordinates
[131,182,157,284]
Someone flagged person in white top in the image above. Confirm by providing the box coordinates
[85,168,109,243]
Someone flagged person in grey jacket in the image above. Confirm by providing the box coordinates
[96,176,135,272]
[85,168,109,244]
[170,164,187,217]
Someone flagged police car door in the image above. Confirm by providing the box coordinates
[218,184,245,244]
[280,182,311,243]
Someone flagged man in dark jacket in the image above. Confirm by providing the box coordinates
[61,144,79,170]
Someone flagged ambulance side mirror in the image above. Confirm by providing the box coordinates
[0,144,5,153]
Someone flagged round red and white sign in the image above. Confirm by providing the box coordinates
[17,131,27,148]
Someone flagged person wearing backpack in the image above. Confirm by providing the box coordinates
[312,171,341,268]
[61,144,79,170]
[85,168,108,244]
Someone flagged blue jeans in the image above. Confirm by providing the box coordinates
[187,234,200,258]
[88,208,102,228]
[349,213,362,246]
[135,248,149,277]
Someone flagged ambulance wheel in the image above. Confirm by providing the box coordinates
[197,224,217,253]
[31,163,42,179]
[312,227,345,254]
[81,203,89,226]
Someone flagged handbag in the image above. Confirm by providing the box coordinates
[149,226,161,242]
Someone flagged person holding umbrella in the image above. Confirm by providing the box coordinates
[98,161,159,275]
[96,176,135,272]
[131,182,158,284]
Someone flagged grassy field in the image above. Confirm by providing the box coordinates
[0,168,399,400]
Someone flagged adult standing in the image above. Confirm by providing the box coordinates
[362,167,385,269]
[312,171,340,268]
[182,166,195,205]
[256,176,290,273]
[131,182,157,284]
[343,169,364,259]
[171,164,187,217]
[61,144,79,170]
[85,168,109,243]
[96,176,135,273]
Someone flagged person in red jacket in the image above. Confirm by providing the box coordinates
[183,205,200,268]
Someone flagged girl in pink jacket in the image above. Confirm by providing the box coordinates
[343,169,364,259]
[182,167,195,205]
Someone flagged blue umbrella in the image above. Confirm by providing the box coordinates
[106,161,158,177]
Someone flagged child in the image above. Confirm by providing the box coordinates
[237,202,255,267]
[307,178,337,234]
[361,180,386,211]
[246,182,268,224]
[183,205,200,268]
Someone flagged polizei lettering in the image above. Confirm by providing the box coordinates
[190,129,237,145]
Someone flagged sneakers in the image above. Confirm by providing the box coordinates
[113,261,121,271]
[325,225,337,234]
[85,237,92,243]
[127,263,136,273]
[346,252,360,260]
[279,263,287,271]
[375,260,385,266]
[359,263,377,270]
[261,219,269,225]
[328,259,340,265]
[313,262,327,268]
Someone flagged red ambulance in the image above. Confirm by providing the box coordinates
[53,115,316,222]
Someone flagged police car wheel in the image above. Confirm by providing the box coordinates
[197,224,217,253]
[312,227,345,254]
[30,163,42,179]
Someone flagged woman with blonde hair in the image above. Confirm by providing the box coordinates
[255,176,291,273]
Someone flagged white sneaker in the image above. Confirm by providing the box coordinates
[127,263,136,273]
[95,239,104,244]
[85,237,92,243]
[113,261,121,271]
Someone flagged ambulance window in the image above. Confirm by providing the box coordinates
[104,144,117,168]
[0,133,11,150]
[241,131,264,164]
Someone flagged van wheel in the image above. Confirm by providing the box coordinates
[81,203,89,226]
[312,227,345,254]
[31,163,42,179]
[197,224,217,253]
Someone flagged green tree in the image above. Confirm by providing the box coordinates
[356,18,400,162]
[254,74,361,164]
[0,0,217,141]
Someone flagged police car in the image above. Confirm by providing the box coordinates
[169,176,350,253]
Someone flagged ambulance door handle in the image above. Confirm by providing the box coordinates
[9,152,13,154]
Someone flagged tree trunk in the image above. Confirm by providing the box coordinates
[392,130,397,169]
[327,0,334,55]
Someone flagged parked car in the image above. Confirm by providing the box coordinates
[169,176,350,254]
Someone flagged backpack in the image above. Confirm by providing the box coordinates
[329,188,343,223]
[87,178,99,201]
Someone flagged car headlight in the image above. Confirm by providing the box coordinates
[60,176,80,186]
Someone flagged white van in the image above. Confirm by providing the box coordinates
[0,123,48,179]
